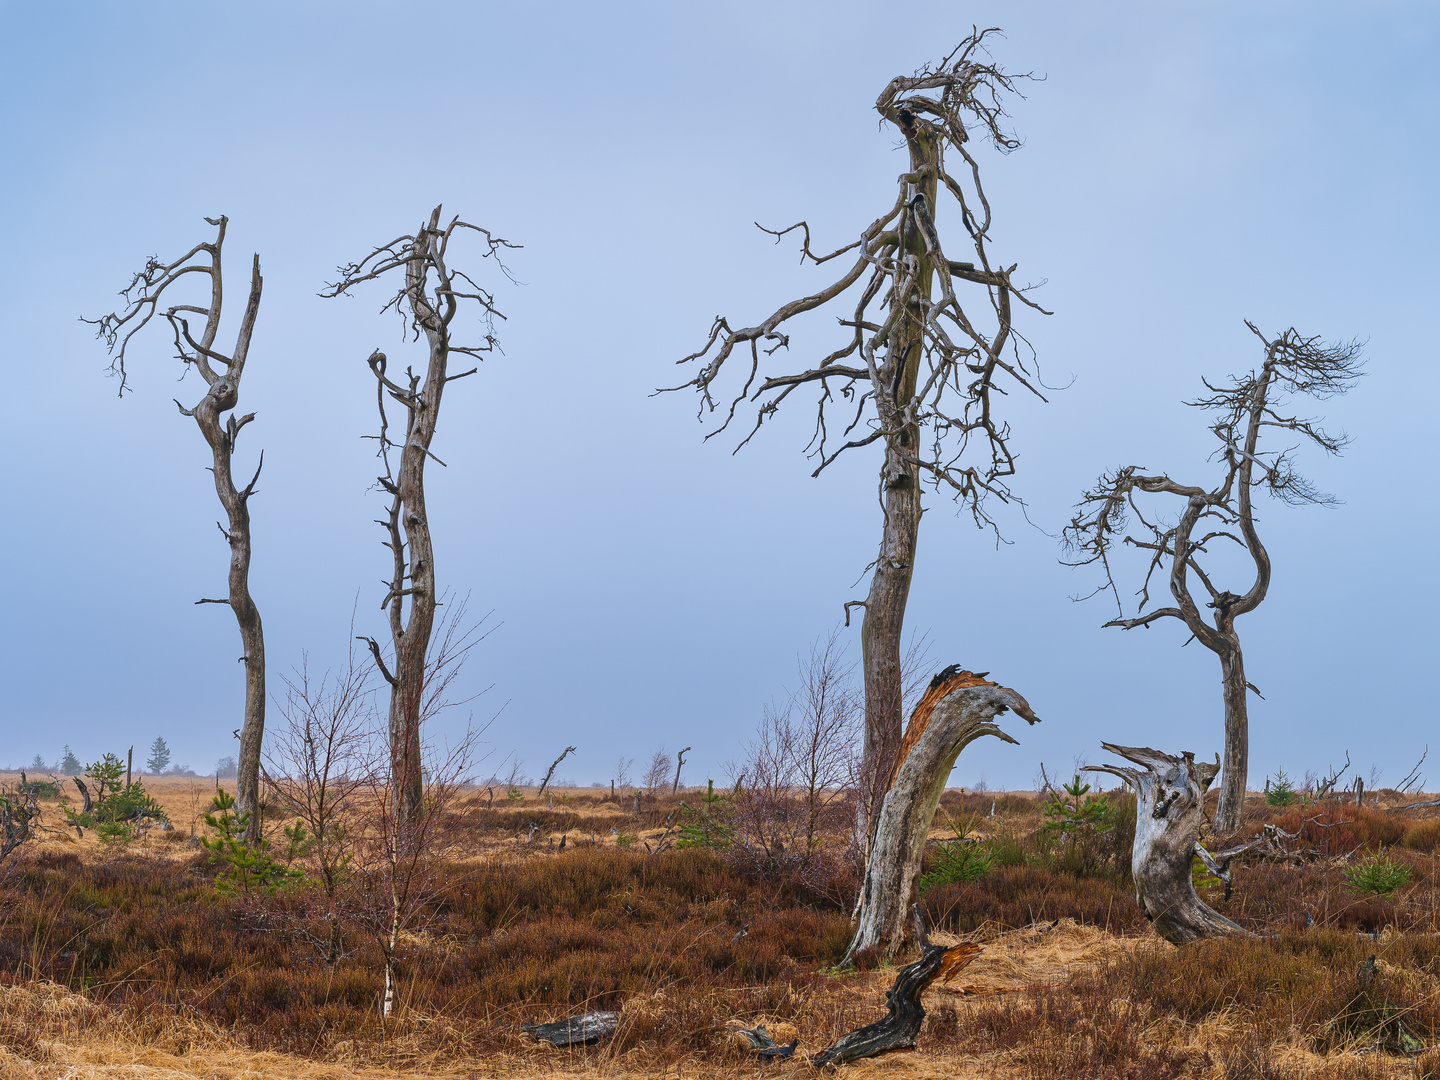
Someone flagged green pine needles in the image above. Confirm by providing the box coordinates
[59,753,167,843]
[201,790,306,894]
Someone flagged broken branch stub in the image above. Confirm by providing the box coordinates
[814,906,980,1067]
[1088,742,1247,944]
[844,667,1038,965]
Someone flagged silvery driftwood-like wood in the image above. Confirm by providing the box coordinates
[1089,743,1247,944]
[844,669,1038,965]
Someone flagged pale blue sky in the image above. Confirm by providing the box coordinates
[1,2,1435,790]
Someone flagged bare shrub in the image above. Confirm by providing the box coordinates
[732,632,859,882]
[643,747,671,795]
[262,641,373,900]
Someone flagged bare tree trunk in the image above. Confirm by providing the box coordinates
[1215,643,1250,832]
[1089,743,1246,944]
[330,208,515,828]
[857,127,939,852]
[192,285,267,840]
[671,746,690,794]
[844,669,1038,965]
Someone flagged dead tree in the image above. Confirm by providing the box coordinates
[816,906,980,1066]
[671,746,690,794]
[664,31,1048,849]
[843,667,1038,965]
[322,206,515,827]
[1087,743,1247,944]
[0,782,41,861]
[86,216,268,841]
[1064,324,1363,832]
[536,746,576,797]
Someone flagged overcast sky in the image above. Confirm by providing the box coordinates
[1,2,1435,792]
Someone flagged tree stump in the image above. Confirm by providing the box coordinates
[1089,743,1247,944]
[843,668,1038,965]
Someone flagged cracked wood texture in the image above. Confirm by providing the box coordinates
[843,668,1038,965]
[1089,742,1246,944]
[816,908,980,1066]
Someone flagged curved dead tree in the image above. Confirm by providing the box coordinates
[843,667,1038,965]
[1088,743,1246,944]
[1064,324,1363,832]
[86,217,267,841]
[322,206,515,826]
[664,31,1048,848]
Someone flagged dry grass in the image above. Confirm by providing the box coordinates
[4,779,1440,1078]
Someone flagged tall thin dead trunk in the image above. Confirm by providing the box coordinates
[666,38,1047,957]
[857,126,938,851]
[87,216,267,842]
[1216,641,1249,832]
[325,206,515,827]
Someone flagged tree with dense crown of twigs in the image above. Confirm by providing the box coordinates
[663,29,1050,849]
[1064,323,1363,832]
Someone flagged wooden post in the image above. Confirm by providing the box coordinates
[126,746,133,790]
[1356,777,1364,807]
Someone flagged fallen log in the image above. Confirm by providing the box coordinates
[520,1010,618,1047]
[812,907,979,1068]
[1088,743,1247,944]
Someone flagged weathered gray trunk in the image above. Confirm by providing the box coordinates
[1090,743,1246,944]
[844,670,1039,965]
[189,244,266,844]
[1215,644,1250,833]
[856,126,940,851]
[372,208,456,828]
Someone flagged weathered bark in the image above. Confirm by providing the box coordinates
[660,43,1044,858]
[1215,643,1251,831]
[671,746,690,794]
[328,207,514,827]
[1089,743,1247,944]
[817,906,980,1066]
[522,1011,619,1047]
[737,1026,798,1059]
[844,669,1038,966]
[190,250,266,841]
[87,217,267,842]
[856,125,938,852]
[0,786,40,860]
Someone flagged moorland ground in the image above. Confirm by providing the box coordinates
[3,774,1440,1079]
